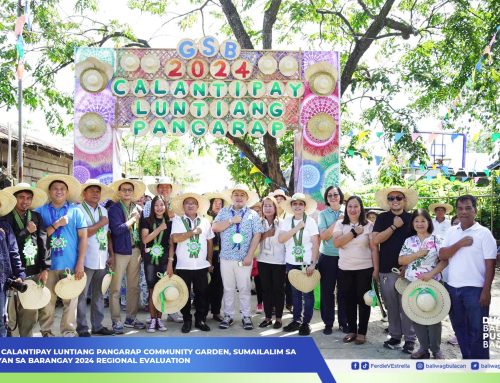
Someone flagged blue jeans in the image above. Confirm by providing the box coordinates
[317,254,346,327]
[287,264,314,324]
[0,287,6,337]
[446,284,490,359]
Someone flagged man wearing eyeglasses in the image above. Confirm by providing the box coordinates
[372,186,418,354]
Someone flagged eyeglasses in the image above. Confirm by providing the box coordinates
[387,196,404,202]
[327,193,340,198]
[120,188,134,193]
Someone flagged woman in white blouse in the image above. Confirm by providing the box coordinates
[257,196,287,329]
[333,196,379,345]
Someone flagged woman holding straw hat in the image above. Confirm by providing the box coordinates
[141,195,171,333]
[318,185,348,335]
[278,193,319,336]
[398,209,447,359]
[257,196,286,329]
[333,196,379,345]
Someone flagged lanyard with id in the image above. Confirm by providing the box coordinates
[82,202,107,251]
[13,209,37,266]
[231,208,246,250]
[49,203,68,257]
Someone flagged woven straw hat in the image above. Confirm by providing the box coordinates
[0,191,16,216]
[223,184,260,208]
[429,203,453,215]
[203,192,231,210]
[78,112,107,139]
[54,268,87,300]
[307,113,336,141]
[374,186,418,211]
[305,61,338,96]
[152,274,189,314]
[288,268,321,293]
[395,277,411,295]
[281,193,318,216]
[402,279,451,325]
[363,288,379,306]
[140,54,160,74]
[279,56,299,76]
[79,179,114,203]
[258,55,278,74]
[109,179,146,202]
[120,53,140,72]
[171,192,210,217]
[101,270,113,295]
[37,174,82,203]
[147,176,181,197]
[4,183,48,209]
[76,57,114,93]
[18,280,51,310]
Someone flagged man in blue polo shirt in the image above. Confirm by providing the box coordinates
[36,174,87,337]
[212,184,264,331]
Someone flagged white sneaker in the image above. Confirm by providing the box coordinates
[156,319,167,332]
[167,311,184,323]
[147,318,157,333]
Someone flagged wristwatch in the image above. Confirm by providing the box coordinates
[350,228,358,238]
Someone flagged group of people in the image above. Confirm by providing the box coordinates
[0,174,497,361]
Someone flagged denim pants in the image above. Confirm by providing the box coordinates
[446,284,490,359]
[317,254,346,327]
[287,264,314,324]
[0,287,6,337]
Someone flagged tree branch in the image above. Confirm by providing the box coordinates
[219,0,254,48]
[357,0,374,18]
[262,0,281,49]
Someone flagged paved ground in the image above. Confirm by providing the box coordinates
[26,268,500,360]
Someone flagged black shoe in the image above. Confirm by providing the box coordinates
[195,321,211,332]
[383,338,401,350]
[273,320,282,329]
[323,326,333,335]
[212,314,224,322]
[339,324,349,334]
[181,321,192,333]
[78,331,91,337]
[283,320,301,332]
[259,319,273,328]
[91,327,114,336]
[402,341,415,354]
[298,323,311,336]
[285,304,293,313]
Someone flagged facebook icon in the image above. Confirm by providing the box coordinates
[351,362,359,370]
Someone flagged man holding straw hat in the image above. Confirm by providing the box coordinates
[3,183,48,337]
[0,190,26,338]
[108,178,146,333]
[76,179,114,337]
[35,174,88,337]
[212,184,264,331]
[372,186,417,353]
[170,192,213,333]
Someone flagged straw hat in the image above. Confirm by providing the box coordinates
[147,176,181,196]
[37,174,82,203]
[305,61,338,96]
[109,179,146,202]
[395,277,411,295]
[281,193,318,216]
[152,274,189,314]
[120,53,140,72]
[429,203,453,215]
[101,270,113,295]
[363,289,378,307]
[4,183,47,209]
[54,268,87,300]
[374,186,418,211]
[288,268,321,293]
[223,184,260,208]
[307,113,336,141]
[258,55,277,75]
[0,190,17,216]
[18,280,51,310]
[402,279,451,325]
[271,189,288,199]
[171,192,210,217]
[76,57,114,93]
[79,179,114,203]
[203,192,231,209]
[140,54,160,74]
[279,56,299,76]
[78,112,107,139]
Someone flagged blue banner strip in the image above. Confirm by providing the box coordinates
[0,337,334,382]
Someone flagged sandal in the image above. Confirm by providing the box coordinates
[343,333,357,343]
[354,335,366,345]
[259,319,273,328]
